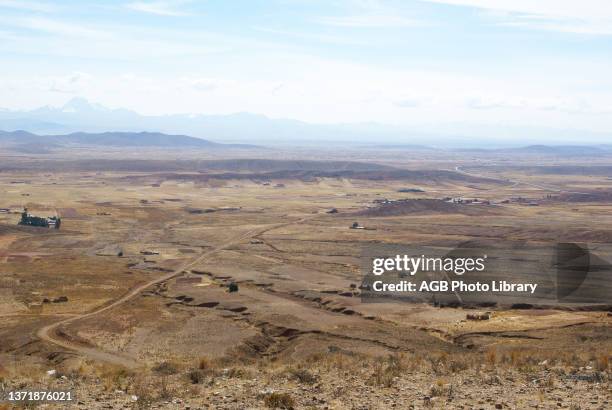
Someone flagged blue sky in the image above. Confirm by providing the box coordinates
[1,0,612,139]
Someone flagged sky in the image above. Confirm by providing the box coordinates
[1,0,612,139]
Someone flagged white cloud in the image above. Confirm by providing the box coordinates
[316,14,424,28]
[394,98,422,108]
[316,0,427,28]
[252,26,371,45]
[2,16,110,38]
[3,56,612,136]
[420,0,612,35]
[48,72,93,94]
[0,0,56,13]
[0,0,611,135]
[125,1,192,17]
[178,77,234,93]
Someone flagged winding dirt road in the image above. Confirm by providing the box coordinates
[454,166,592,194]
[36,216,314,368]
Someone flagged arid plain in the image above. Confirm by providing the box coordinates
[0,147,610,409]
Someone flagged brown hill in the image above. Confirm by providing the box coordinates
[351,199,498,217]
[124,169,504,185]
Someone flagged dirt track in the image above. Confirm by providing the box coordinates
[36,216,315,368]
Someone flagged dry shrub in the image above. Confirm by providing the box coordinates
[73,359,95,380]
[187,355,221,384]
[448,357,470,373]
[287,367,318,384]
[387,353,409,373]
[367,354,407,387]
[596,354,609,371]
[217,346,256,367]
[428,353,448,375]
[263,392,295,409]
[482,373,502,385]
[510,350,521,367]
[429,378,449,397]
[499,350,516,367]
[485,348,497,366]
[408,353,424,372]
[8,363,43,384]
[157,374,174,400]
[188,369,206,384]
[306,351,360,372]
[542,374,555,388]
[198,356,211,370]
[226,366,252,379]
[187,367,218,385]
[152,361,180,376]
[96,364,134,391]
[132,376,154,409]
[331,385,348,399]
[368,362,392,387]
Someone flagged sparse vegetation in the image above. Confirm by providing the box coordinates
[263,392,295,409]
[596,354,609,371]
[188,368,206,384]
[367,354,408,387]
[132,376,154,409]
[288,367,318,384]
[152,361,180,376]
[0,154,610,409]
[97,364,134,392]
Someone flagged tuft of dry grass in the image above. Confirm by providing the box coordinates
[542,374,555,388]
[198,356,211,370]
[263,392,295,409]
[448,357,470,373]
[157,374,174,400]
[287,367,318,384]
[152,361,180,376]
[595,354,609,371]
[187,368,206,384]
[186,355,222,384]
[486,348,497,366]
[131,376,154,409]
[96,364,134,392]
[366,354,408,387]
[225,366,252,379]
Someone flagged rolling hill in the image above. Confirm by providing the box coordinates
[0,130,257,150]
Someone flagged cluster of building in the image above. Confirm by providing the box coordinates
[18,208,61,229]
[443,197,491,205]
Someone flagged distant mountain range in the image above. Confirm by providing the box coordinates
[1,98,611,148]
[0,129,256,152]
[0,98,415,145]
[3,97,607,147]
[2,129,611,157]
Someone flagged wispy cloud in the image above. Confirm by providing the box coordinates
[420,0,612,35]
[252,26,371,45]
[0,0,56,13]
[464,95,612,115]
[316,14,424,28]
[49,72,93,94]
[125,1,192,17]
[3,16,110,38]
[394,98,422,108]
[316,0,427,28]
